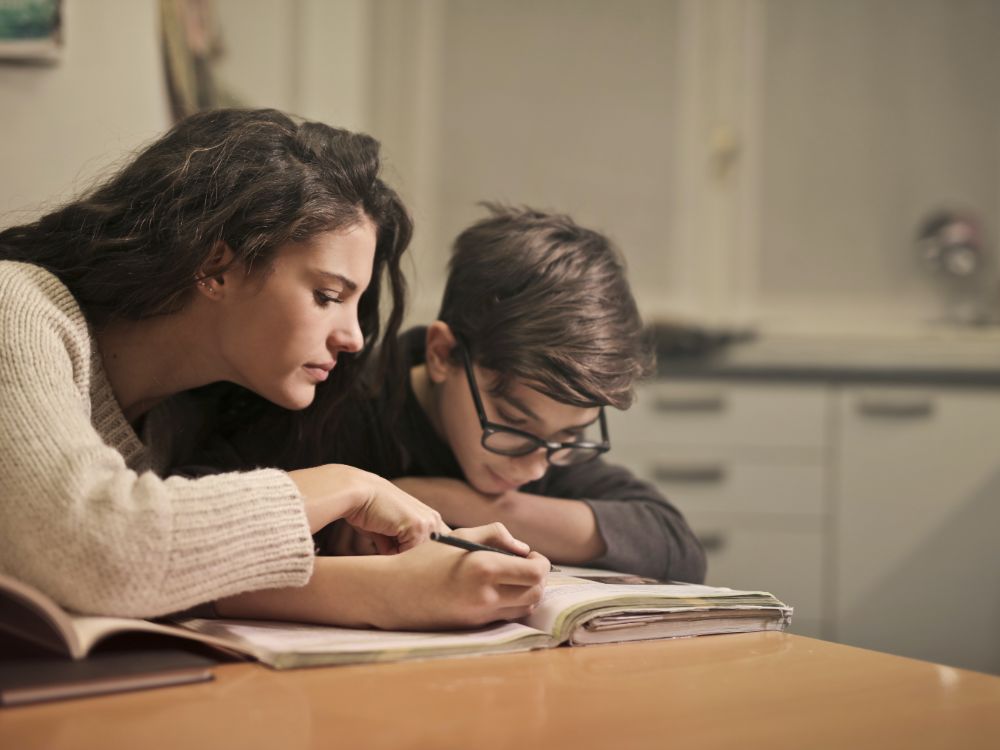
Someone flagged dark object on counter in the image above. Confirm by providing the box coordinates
[649,322,756,360]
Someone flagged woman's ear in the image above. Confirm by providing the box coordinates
[424,321,458,384]
[194,241,236,299]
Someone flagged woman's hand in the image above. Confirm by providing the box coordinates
[215,523,549,629]
[366,523,550,629]
[319,520,381,556]
[289,464,447,552]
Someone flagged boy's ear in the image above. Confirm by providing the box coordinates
[424,321,459,384]
[195,241,237,299]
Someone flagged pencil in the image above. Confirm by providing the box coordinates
[430,532,560,572]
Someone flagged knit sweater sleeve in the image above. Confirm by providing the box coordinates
[0,264,314,617]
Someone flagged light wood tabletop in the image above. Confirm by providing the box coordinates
[2,632,998,750]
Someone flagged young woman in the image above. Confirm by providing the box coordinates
[0,109,547,629]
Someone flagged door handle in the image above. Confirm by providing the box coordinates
[857,396,934,418]
[651,393,726,413]
[651,464,727,483]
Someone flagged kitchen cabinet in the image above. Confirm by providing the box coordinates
[833,385,1000,674]
[607,381,832,639]
[610,378,1000,671]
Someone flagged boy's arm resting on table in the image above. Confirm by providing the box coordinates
[535,459,706,583]
[392,459,706,583]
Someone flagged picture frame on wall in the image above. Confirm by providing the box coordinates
[0,0,63,63]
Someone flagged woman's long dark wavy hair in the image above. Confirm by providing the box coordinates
[0,108,410,445]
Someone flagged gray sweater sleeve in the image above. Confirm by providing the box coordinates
[527,459,706,583]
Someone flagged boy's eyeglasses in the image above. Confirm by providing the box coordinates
[456,342,610,467]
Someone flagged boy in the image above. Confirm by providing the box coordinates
[216,205,705,582]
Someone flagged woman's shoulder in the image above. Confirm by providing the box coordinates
[0,259,82,313]
[0,260,92,376]
[0,260,87,326]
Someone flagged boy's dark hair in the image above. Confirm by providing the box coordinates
[439,204,654,410]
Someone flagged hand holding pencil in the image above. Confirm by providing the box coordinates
[367,523,550,628]
[431,532,561,572]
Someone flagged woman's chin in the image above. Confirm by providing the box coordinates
[270,387,316,411]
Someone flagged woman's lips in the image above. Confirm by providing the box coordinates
[303,361,335,382]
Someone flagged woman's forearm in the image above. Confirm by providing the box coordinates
[215,526,550,630]
[288,465,368,533]
[215,555,385,627]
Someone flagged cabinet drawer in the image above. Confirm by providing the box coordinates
[612,447,825,515]
[685,512,825,628]
[609,381,829,450]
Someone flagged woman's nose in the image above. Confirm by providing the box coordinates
[329,314,364,353]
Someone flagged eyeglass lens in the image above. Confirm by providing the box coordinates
[482,430,603,465]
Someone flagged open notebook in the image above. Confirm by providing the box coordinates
[0,569,792,670]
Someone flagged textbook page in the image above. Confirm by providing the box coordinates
[179,619,553,668]
[68,616,242,658]
[571,609,791,645]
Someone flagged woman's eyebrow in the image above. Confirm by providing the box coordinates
[313,269,358,291]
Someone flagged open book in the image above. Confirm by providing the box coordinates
[0,569,792,670]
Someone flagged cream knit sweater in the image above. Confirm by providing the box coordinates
[0,261,315,617]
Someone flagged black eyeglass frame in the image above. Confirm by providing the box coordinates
[456,341,611,465]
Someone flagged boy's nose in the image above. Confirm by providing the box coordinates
[514,449,550,485]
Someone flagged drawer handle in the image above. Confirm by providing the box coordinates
[698,532,727,553]
[652,394,726,413]
[651,464,726,483]
[857,398,934,418]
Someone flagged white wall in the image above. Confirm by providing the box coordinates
[213,0,371,133]
[10,1,995,337]
[755,0,1000,331]
[366,0,1000,333]
[368,0,682,324]
[0,0,170,224]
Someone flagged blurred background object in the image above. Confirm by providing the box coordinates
[649,320,756,361]
[0,0,62,63]
[917,211,985,280]
[915,209,998,326]
[161,0,238,121]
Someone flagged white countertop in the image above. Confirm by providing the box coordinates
[658,328,1000,383]
[724,331,1000,372]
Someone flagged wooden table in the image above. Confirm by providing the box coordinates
[2,633,998,749]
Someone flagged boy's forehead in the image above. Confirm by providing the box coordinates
[482,369,599,425]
